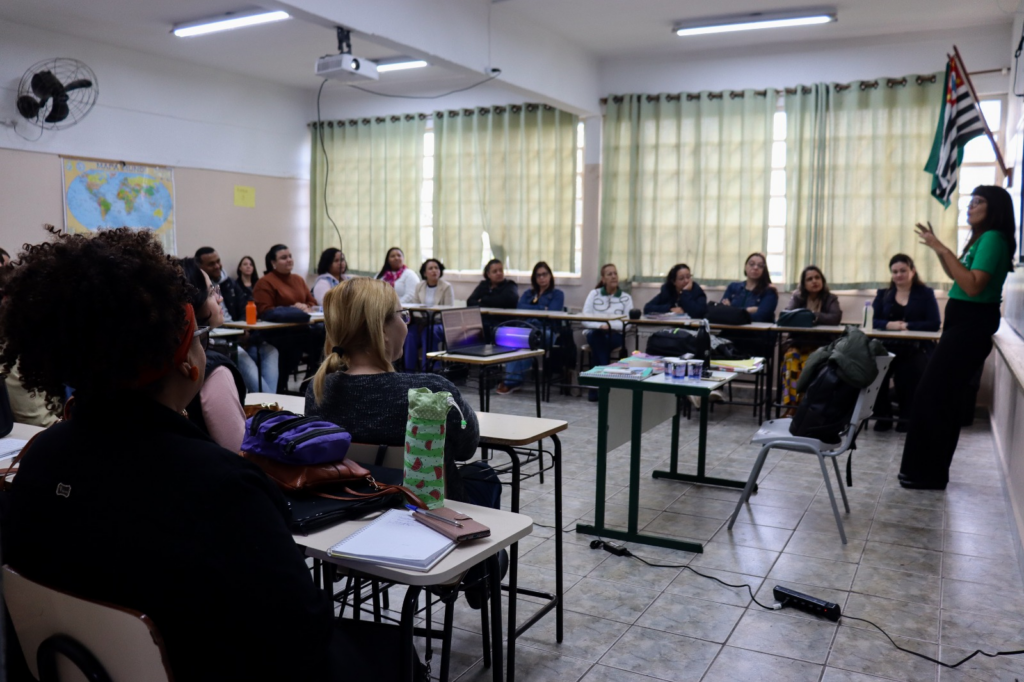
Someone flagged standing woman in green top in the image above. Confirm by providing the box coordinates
[899,185,1016,489]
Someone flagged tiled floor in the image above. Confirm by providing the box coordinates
[376,384,1024,681]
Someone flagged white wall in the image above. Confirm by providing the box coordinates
[0,20,312,179]
[600,23,1013,98]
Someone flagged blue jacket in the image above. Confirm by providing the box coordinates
[721,282,778,322]
[872,284,940,331]
[518,288,564,313]
[643,282,708,318]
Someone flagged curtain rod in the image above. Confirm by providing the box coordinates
[600,73,946,104]
[307,102,561,126]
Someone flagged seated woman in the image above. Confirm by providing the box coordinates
[780,265,842,413]
[252,244,323,392]
[720,252,779,322]
[404,258,454,371]
[376,246,420,304]
[643,263,708,318]
[233,255,259,301]
[497,261,564,395]
[871,253,940,431]
[582,263,634,401]
[0,227,410,681]
[467,258,519,309]
[311,247,350,306]
[180,257,247,451]
[306,278,499,510]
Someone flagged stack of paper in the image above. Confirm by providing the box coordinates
[327,509,456,572]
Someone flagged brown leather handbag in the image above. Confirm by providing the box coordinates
[240,451,425,509]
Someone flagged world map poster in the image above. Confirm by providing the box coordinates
[62,157,176,253]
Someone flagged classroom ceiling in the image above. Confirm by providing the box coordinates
[497,0,1018,58]
[0,0,473,93]
[0,0,1018,93]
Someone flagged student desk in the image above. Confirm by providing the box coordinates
[473,309,625,401]
[427,349,545,417]
[576,371,749,554]
[476,413,566,681]
[296,502,533,682]
[864,328,942,342]
[222,317,323,388]
[625,317,777,420]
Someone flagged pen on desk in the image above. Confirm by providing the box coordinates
[406,504,463,527]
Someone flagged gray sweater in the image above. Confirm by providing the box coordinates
[304,372,480,501]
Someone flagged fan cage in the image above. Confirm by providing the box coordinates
[17,58,99,131]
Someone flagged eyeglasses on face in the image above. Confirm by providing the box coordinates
[968,197,987,208]
[193,326,211,351]
[397,309,411,324]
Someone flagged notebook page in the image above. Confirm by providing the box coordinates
[329,508,453,563]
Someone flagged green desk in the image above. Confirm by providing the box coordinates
[576,371,755,553]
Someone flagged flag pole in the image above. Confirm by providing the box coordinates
[953,44,1012,186]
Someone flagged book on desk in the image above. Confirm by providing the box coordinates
[327,508,457,572]
[580,366,654,380]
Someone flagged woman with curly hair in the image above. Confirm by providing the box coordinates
[0,227,415,681]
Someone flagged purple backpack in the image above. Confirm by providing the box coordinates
[242,410,351,465]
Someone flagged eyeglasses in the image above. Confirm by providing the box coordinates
[397,309,412,324]
[193,326,211,351]
[968,197,987,207]
[209,284,221,298]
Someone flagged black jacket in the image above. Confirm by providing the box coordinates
[467,279,519,309]
[219,274,247,321]
[872,284,941,332]
[4,395,334,681]
[643,282,708,318]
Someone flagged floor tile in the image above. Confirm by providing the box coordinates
[579,665,662,682]
[859,540,942,577]
[563,577,661,624]
[586,553,682,591]
[711,522,792,552]
[784,530,867,563]
[664,567,764,608]
[599,626,720,682]
[940,577,1024,621]
[940,608,1024,652]
[942,530,1016,561]
[938,644,1024,681]
[635,592,745,643]
[702,645,823,682]
[522,537,609,576]
[688,543,781,577]
[843,592,940,642]
[868,520,944,551]
[851,564,941,607]
[827,625,938,682]
[727,608,837,663]
[642,511,725,542]
[730,503,806,529]
[941,552,1024,589]
[456,643,591,682]
[767,553,858,591]
[515,609,629,662]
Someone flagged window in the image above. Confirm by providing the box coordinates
[767,105,787,283]
[956,98,1004,253]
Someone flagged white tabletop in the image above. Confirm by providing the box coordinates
[476,413,567,446]
[247,392,305,413]
[295,501,533,585]
[427,348,544,365]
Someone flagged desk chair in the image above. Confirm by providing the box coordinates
[3,565,173,682]
[726,354,893,544]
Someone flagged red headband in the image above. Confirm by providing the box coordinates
[134,304,197,387]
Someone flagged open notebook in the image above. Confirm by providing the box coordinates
[327,508,456,572]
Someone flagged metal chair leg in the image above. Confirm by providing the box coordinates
[830,456,850,513]
[817,453,847,544]
[728,444,772,530]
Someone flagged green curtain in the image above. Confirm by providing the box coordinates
[600,91,776,284]
[309,114,426,275]
[784,75,957,288]
[433,104,578,272]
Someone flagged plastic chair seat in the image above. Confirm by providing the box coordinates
[750,418,837,451]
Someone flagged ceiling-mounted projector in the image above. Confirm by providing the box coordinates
[315,54,379,82]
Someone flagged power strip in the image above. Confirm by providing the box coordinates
[773,586,841,622]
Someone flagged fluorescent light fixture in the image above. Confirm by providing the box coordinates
[173,10,290,38]
[674,8,835,37]
[376,60,429,73]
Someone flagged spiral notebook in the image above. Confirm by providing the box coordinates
[327,508,456,572]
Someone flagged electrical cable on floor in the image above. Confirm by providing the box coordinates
[587,539,1024,670]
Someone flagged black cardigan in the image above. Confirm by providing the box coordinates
[643,282,709,318]
[4,395,334,681]
[467,279,519,309]
[872,284,941,331]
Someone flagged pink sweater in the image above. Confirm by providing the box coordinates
[200,366,246,452]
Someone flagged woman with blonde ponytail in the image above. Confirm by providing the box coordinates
[305,279,500,511]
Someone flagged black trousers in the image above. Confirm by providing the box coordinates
[899,299,1000,485]
[872,344,931,421]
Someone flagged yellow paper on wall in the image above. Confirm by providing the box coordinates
[234,185,255,208]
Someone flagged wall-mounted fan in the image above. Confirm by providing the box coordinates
[16,58,98,131]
